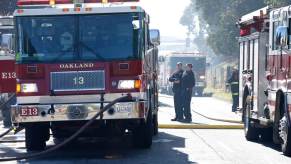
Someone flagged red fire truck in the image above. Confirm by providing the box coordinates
[0,16,16,127]
[238,6,291,156]
[0,16,15,93]
[2,0,160,151]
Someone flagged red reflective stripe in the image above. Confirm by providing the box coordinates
[17,0,139,5]
[17,0,50,6]
[107,0,139,2]
[17,0,72,5]
[85,0,140,2]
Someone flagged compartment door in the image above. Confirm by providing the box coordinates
[0,59,16,93]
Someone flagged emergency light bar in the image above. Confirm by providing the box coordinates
[17,0,139,6]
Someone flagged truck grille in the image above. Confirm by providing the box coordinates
[51,71,105,91]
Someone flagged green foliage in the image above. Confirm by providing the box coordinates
[265,0,291,7]
[180,5,196,33]
[180,0,275,57]
[0,0,17,15]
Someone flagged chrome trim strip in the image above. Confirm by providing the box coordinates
[17,92,146,104]
[14,6,144,17]
[11,101,145,123]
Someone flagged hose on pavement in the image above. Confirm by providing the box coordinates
[0,95,131,162]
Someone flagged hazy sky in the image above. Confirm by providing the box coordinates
[138,0,191,39]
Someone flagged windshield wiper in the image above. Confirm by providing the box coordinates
[79,41,105,61]
[51,50,75,63]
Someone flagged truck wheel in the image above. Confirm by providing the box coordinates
[279,115,291,156]
[153,114,158,136]
[273,96,284,144]
[260,128,273,142]
[244,101,259,141]
[25,124,49,151]
[133,109,153,149]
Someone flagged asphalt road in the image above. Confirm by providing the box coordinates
[0,95,290,164]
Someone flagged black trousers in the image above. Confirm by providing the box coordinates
[232,95,239,112]
[173,91,183,119]
[182,89,192,120]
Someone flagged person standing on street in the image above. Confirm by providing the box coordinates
[181,64,196,123]
[227,67,239,112]
[169,62,184,121]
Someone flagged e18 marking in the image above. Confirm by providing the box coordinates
[20,107,38,116]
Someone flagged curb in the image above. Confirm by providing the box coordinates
[158,124,244,129]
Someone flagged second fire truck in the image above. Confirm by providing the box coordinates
[159,52,206,96]
[238,6,291,156]
[2,0,160,151]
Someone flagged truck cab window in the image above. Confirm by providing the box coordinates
[272,21,280,50]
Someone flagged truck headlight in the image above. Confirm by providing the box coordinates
[20,83,38,93]
[117,80,141,89]
[200,76,205,79]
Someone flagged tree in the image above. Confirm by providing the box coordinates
[180,5,196,34]
[0,0,17,15]
[180,0,268,57]
[265,0,291,7]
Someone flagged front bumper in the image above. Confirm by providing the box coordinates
[11,101,145,123]
[11,93,147,123]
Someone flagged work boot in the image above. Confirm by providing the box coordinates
[183,119,192,123]
[171,118,177,121]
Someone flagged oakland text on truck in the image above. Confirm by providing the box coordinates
[238,5,291,156]
[1,0,160,151]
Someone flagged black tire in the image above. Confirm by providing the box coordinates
[25,123,49,151]
[196,88,203,97]
[273,95,284,144]
[133,109,153,149]
[153,113,158,136]
[244,99,259,141]
[260,127,273,142]
[279,115,291,156]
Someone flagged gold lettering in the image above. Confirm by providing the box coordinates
[59,63,95,69]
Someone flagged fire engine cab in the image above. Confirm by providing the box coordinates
[238,6,291,156]
[6,0,160,151]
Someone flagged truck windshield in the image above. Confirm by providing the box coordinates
[169,57,206,73]
[16,13,141,63]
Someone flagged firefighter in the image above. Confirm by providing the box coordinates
[169,62,184,121]
[181,64,196,123]
[227,67,239,112]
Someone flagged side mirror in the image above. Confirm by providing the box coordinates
[275,26,288,48]
[150,29,160,46]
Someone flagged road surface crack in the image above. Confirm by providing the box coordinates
[190,129,225,160]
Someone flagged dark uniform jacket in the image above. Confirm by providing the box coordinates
[169,70,184,93]
[227,70,239,95]
[181,70,195,90]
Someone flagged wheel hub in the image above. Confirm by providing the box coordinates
[279,116,288,145]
